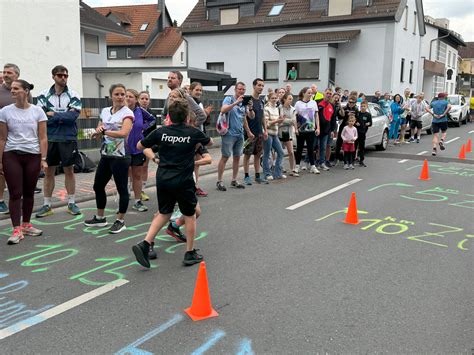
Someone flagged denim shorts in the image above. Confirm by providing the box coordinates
[221,134,243,157]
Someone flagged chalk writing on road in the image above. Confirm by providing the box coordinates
[406,164,474,177]
[316,209,473,251]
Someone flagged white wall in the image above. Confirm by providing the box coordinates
[0,0,83,95]
[81,30,108,68]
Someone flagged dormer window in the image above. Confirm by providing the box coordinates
[140,23,148,31]
[220,8,239,25]
[268,4,284,16]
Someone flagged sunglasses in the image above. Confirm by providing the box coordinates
[56,74,69,78]
[349,101,355,104]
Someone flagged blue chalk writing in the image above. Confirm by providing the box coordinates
[191,330,226,355]
[237,338,254,355]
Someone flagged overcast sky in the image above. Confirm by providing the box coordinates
[85,0,473,41]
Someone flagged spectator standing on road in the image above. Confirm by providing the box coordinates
[285,83,292,95]
[341,89,349,103]
[311,84,324,102]
[263,92,286,180]
[327,93,344,167]
[357,93,366,103]
[243,78,268,186]
[216,82,249,191]
[371,91,382,104]
[355,101,372,167]
[0,80,48,244]
[36,65,82,218]
[132,98,213,267]
[276,88,286,106]
[278,93,298,176]
[470,96,474,122]
[426,92,451,156]
[294,87,320,174]
[408,93,427,143]
[316,89,337,171]
[335,96,359,165]
[126,89,154,212]
[399,88,412,144]
[379,93,392,118]
[84,84,133,234]
[138,90,152,202]
[341,114,358,170]
[389,94,406,145]
[287,66,298,81]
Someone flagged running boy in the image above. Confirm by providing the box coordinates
[132,99,212,267]
[426,92,451,156]
[355,101,372,167]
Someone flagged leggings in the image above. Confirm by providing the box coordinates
[355,135,366,162]
[343,151,355,165]
[295,131,315,166]
[93,157,130,214]
[3,151,41,227]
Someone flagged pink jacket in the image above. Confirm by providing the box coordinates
[341,126,358,143]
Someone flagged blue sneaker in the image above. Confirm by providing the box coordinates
[0,201,8,214]
[244,176,253,186]
[67,203,81,215]
[255,176,269,184]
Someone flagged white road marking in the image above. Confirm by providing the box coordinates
[0,279,129,340]
[286,179,363,210]
[444,137,460,144]
[417,151,428,155]
[469,130,474,134]
[398,159,409,163]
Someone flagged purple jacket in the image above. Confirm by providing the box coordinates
[128,106,155,155]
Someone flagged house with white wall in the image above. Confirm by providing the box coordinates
[182,0,427,96]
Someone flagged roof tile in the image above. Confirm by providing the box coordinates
[141,27,183,58]
[274,30,361,46]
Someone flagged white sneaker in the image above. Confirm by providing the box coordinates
[344,164,349,170]
[290,170,300,177]
[266,175,274,181]
[320,163,330,171]
[350,164,355,170]
[306,162,311,170]
[310,165,320,174]
[300,164,307,171]
[294,166,300,174]
[280,174,287,179]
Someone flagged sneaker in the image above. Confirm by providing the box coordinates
[325,161,334,168]
[403,139,410,144]
[7,227,23,245]
[432,148,437,156]
[266,175,274,181]
[439,140,445,150]
[344,164,349,170]
[34,187,42,194]
[408,137,415,143]
[109,220,126,234]
[416,138,420,143]
[294,166,300,174]
[306,162,311,170]
[300,164,307,171]
[183,249,203,266]
[132,240,151,268]
[290,170,300,177]
[148,242,157,260]
[166,222,187,243]
[0,201,8,214]
[196,187,209,197]
[394,140,400,145]
[21,223,42,237]
[255,176,269,184]
[216,181,227,191]
[275,175,287,179]
[132,200,148,212]
[67,203,81,215]
[230,180,245,189]
[310,166,320,174]
[35,205,53,218]
[140,191,150,201]
[320,163,330,171]
[359,162,367,167]
[350,164,355,170]
[244,176,253,186]
[84,215,108,227]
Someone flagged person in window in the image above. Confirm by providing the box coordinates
[287,66,298,81]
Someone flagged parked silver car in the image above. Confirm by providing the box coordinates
[447,95,469,126]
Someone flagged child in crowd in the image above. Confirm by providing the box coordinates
[355,101,372,167]
[341,114,358,170]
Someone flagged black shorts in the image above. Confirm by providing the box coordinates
[410,120,422,130]
[130,153,146,167]
[157,185,197,216]
[432,121,448,133]
[279,130,292,143]
[47,141,77,167]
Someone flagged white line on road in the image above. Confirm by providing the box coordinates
[417,151,428,155]
[398,159,409,163]
[469,130,474,134]
[286,178,362,210]
[0,279,129,340]
[444,137,460,144]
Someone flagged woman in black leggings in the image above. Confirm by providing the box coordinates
[0,80,48,244]
[84,84,133,234]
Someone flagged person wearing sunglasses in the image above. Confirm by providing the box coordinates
[335,96,359,165]
[36,65,82,218]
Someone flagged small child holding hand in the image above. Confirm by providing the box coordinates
[341,114,358,170]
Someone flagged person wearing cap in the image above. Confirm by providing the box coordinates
[426,92,451,156]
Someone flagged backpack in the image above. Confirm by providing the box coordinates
[216,96,235,136]
[73,151,95,173]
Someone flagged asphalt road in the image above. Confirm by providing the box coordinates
[0,123,473,354]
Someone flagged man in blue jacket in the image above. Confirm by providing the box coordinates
[36,65,82,217]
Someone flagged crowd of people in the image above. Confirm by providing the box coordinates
[0,62,460,267]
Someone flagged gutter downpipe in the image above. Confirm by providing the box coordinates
[95,73,104,98]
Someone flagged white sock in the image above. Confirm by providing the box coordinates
[44,197,52,206]
[68,195,75,204]
[96,215,105,220]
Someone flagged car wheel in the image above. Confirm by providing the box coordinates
[376,129,388,151]
[462,113,467,125]
[455,118,461,127]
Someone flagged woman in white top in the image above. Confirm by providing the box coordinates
[84,84,134,234]
[278,93,298,176]
[263,92,286,180]
[0,80,48,244]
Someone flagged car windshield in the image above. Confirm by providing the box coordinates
[448,96,459,105]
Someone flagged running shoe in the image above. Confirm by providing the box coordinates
[439,140,445,150]
[67,203,81,215]
[266,175,274,181]
[132,200,148,212]
[7,227,23,245]
[166,222,187,243]
[183,249,203,266]
[300,164,307,171]
[132,240,151,268]
[109,220,126,234]
[84,215,108,227]
[320,163,330,171]
[255,176,269,184]
[0,201,8,214]
[344,164,349,170]
[230,180,245,189]
[294,166,300,174]
[290,171,300,177]
[416,138,420,143]
[21,223,42,237]
[244,176,253,186]
[34,187,42,194]
[350,164,355,170]
[35,205,53,218]
[432,148,437,156]
[196,187,209,197]
[359,162,367,167]
[310,166,320,174]
[276,174,287,179]
[140,191,150,201]
[148,242,157,260]
[408,137,415,143]
[216,181,227,191]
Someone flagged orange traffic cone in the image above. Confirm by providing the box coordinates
[343,192,359,225]
[458,144,466,160]
[466,138,472,153]
[184,262,219,321]
[418,159,431,181]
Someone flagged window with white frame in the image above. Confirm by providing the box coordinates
[126,48,132,59]
[108,49,117,59]
[207,62,224,72]
[220,8,239,25]
[286,61,320,80]
[268,4,284,16]
[263,61,279,81]
[84,33,99,54]
[448,52,451,67]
